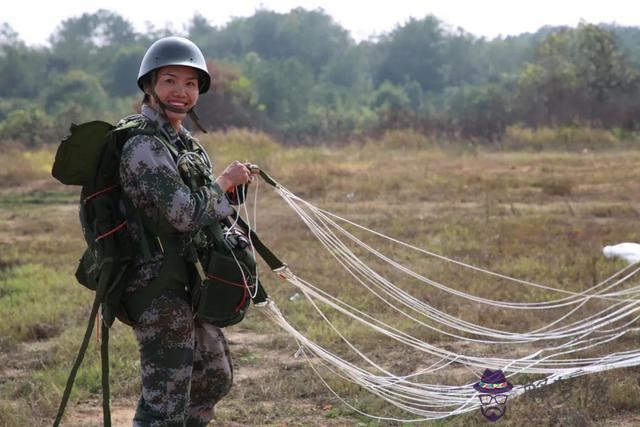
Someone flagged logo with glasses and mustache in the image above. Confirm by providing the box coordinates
[473,369,513,422]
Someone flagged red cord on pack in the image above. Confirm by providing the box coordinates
[84,184,119,203]
[204,272,252,311]
[234,287,248,312]
[95,220,128,241]
[204,272,247,289]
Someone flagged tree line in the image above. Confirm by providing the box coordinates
[1,8,639,146]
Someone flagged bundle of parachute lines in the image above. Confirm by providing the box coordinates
[236,174,640,422]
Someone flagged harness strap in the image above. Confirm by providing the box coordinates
[258,169,281,188]
[53,260,114,427]
[101,322,111,427]
[223,169,285,272]
[52,293,100,426]
[231,213,286,271]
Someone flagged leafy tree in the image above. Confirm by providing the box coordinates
[448,84,510,140]
[273,8,352,73]
[0,26,48,99]
[48,9,137,73]
[511,24,640,128]
[515,30,582,125]
[0,105,56,146]
[375,16,446,92]
[43,69,108,115]
[474,26,559,82]
[403,80,423,111]
[575,24,640,128]
[611,25,640,67]
[440,29,482,87]
[195,9,351,73]
[371,81,411,111]
[2,8,640,145]
[49,9,136,48]
[574,23,635,103]
[0,22,19,45]
[194,62,260,130]
[105,45,147,97]
[249,57,314,131]
[370,81,416,130]
[320,45,372,90]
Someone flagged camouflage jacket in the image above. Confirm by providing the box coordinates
[119,105,233,293]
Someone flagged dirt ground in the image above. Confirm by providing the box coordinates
[63,330,348,427]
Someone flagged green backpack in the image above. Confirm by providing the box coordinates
[52,118,154,326]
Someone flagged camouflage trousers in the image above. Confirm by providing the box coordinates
[131,292,233,427]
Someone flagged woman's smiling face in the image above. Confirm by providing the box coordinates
[148,65,200,127]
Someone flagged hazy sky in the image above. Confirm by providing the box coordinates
[4,0,640,46]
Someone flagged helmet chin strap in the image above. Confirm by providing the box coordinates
[188,109,208,134]
[149,72,208,133]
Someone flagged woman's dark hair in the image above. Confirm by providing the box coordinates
[139,74,152,104]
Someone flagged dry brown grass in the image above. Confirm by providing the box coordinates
[2,136,640,425]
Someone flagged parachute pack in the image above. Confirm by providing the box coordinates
[53,119,154,326]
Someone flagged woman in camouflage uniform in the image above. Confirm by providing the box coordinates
[118,36,256,427]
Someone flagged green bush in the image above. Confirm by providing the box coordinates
[0,106,56,147]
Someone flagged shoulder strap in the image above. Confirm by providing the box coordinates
[114,118,156,147]
[53,261,115,427]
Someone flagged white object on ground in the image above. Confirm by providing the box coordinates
[603,242,640,264]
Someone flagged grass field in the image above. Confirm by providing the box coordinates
[2,130,640,426]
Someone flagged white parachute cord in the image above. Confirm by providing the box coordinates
[259,299,640,419]
[260,301,480,419]
[241,179,260,298]
[281,270,640,372]
[283,187,640,338]
[282,196,640,346]
[295,189,639,305]
[309,199,638,307]
[276,187,640,342]
[297,195,640,317]
[277,279,640,375]
[302,354,478,421]
[253,178,259,229]
[280,273,636,373]
[224,204,242,236]
[222,182,261,300]
[282,188,638,302]
[276,186,628,308]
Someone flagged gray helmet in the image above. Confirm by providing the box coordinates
[137,36,211,94]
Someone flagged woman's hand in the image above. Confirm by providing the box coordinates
[215,161,258,191]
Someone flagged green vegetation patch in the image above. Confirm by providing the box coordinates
[0,191,78,205]
[0,264,90,345]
